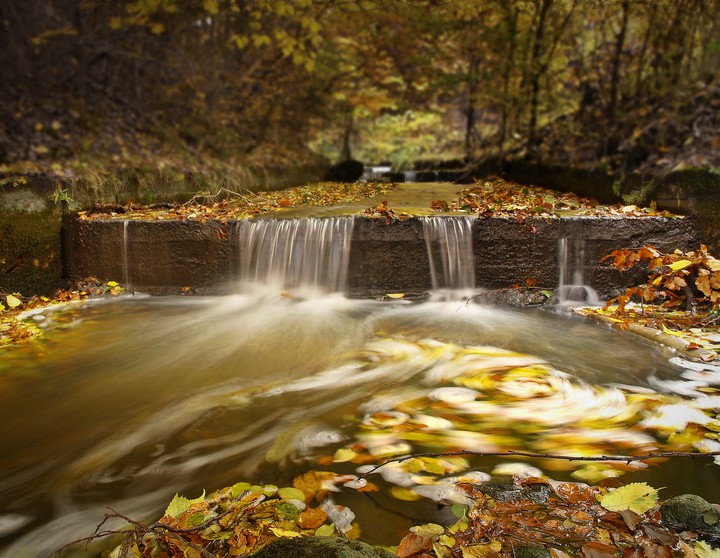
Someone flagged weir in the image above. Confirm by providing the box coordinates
[64,215,700,299]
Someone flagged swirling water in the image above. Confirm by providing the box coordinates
[0,293,718,557]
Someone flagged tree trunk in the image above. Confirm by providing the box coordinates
[498,6,519,159]
[603,0,629,156]
[464,54,480,162]
[526,0,553,159]
[340,109,354,162]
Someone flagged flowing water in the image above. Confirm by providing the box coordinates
[2,217,720,557]
[421,217,476,297]
[557,218,601,306]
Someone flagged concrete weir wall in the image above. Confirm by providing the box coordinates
[63,216,700,299]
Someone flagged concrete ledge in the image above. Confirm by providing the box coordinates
[63,216,701,298]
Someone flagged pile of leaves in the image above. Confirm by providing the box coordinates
[397,478,715,558]
[100,472,720,558]
[0,278,124,349]
[80,182,397,222]
[428,178,671,221]
[105,472,376,557]
[580,246,720,347]
[602,245,720,315]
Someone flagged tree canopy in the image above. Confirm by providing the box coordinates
[1,0,719,173]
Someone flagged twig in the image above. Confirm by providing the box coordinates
[358,449,720,477]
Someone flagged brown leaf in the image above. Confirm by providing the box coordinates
[620,509,642,531]
[642,543,673,558]
[397,533,434,558]
[582,542,618,558]
[298,507,327,529]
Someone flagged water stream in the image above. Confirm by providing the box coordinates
[2,217,719,557]
[234,217,355,295]
[421,217,476,297]
[557,218,601,306]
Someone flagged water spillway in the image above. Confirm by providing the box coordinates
[64,215,700,298]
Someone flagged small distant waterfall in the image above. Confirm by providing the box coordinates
[361,165,392,182]
[235,217,355,294]
[557,219,600,306]
[122,220,130,288]
[421,217,476,297]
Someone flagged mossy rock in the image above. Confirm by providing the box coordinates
[248,536,396,558]
[514,546,552,558]
[660,494,720,534]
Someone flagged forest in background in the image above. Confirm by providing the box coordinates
[1,0,720,178]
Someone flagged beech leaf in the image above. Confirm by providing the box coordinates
[696,541,720,558]
[165,490,206,519]
[599,483,658,514]
[667,259,693,271]
[6,294,21,308]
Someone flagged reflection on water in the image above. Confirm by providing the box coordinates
[0,293,717,557]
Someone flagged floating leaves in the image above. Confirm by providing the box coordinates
[599,483,659,514]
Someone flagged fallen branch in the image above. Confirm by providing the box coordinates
[360,449,720,477]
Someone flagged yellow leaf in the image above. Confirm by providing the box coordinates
[386,293,405,299]
[410,523,445,537]
[668,259,693,271]
[315,524,335,536]
[277,487,305,500]
[165,490,205,519]
[599,483,658,514]
[203,0,219,14]
[150,22,164,35]
[333,448,357,463]
[107,281,119,287]
[270,527,302,538]
[6,294,22,309]
[696,541,720,558]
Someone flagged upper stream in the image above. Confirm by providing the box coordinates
[1,292,720,557]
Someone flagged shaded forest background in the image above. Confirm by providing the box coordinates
[2,0,720,178]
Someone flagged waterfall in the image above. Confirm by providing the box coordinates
[122,220,131,288]
[556,219,600,306]
[235,217,355,294]
[421,217,476,297]
[361,165,391,182]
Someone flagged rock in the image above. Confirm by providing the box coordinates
[515,546,552,558]
[248,536,396,558]
[476,482,551,504]
[471,288,551,307]
[325,159,364,182]
[660,494,720,534]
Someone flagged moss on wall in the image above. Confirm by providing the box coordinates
[0,211,64,295]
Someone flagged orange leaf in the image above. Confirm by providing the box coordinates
[397,533,433,558]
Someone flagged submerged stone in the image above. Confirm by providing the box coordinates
[476,482,551,504]
[248,536,395,558]
[660,494,720,534]
[514,546,552,558]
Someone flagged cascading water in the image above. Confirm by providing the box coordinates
[557,218,600,306]
[421,217,476,298]
[235,217,355,294]
[122,220,130,288]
